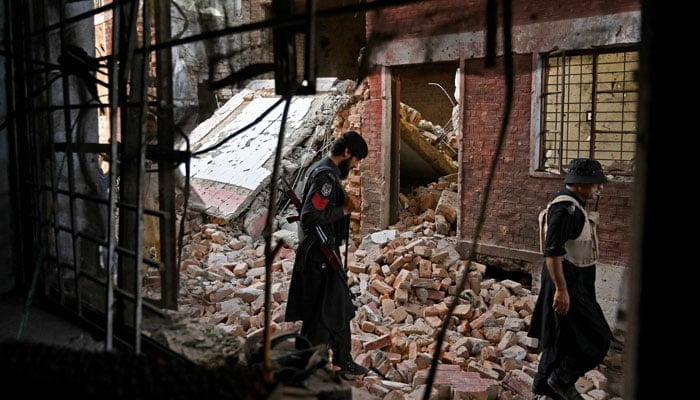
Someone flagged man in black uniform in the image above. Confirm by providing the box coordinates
[284,131,369,377]
[528,158,613,400]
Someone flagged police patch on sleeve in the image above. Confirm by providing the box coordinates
[321,183,333,197]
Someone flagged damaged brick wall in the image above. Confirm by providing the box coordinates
[366,0,639,40]
[459,54,632,267]
[359,73,387,234]
[361,0,639,269]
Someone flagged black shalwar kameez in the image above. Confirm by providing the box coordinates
[528,188,612,393]
[284,157,356,366]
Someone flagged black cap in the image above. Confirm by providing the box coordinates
[564,158,608,184]
[342,131,368,159]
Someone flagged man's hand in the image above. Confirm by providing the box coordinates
[552,288,570,315]
[545,256,570,315]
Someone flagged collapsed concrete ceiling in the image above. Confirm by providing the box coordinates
[182,79,460,232]
[182,78,356,222]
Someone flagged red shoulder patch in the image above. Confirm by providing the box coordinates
[311,192,330,210]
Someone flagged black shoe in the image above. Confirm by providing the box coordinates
[533,381,564,400]
[547,375,584,400]
[336,360,369,377]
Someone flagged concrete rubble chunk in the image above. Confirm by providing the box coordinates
[435,189,459,224]
[232,287,263,303]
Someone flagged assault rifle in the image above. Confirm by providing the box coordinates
[279,176,345,271]
[279,177,356,302]
[312,224,345,271]
[281,176,301,224]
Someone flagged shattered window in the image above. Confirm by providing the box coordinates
[539,47,639,176]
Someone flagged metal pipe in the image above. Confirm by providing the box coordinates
[155,0,178,310]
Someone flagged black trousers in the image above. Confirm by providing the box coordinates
[533,320,605,390]
[300,308,352,365]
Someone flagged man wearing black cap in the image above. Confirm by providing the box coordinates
[528,158,613,400]
[285,131,370,377]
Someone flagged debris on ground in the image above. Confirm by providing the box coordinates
[142,179,624,400]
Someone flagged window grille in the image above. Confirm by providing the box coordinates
[540,47,639,176]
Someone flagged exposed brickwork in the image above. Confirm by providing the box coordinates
[358,71,386,235]
[413,364,499,400]
[457,55,633,267]
[362,0,639,268]
[367,0,639,40]
[110,0,639,269]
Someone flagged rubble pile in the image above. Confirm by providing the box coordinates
[400,102,459,170]
[144,180,623,400]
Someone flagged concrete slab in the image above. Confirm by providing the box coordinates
[596,262,628,332]
[182,79,352,221]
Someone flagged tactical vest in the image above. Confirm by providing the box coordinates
[539,195,599,267]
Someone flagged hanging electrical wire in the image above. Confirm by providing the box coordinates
[191,97,285,157]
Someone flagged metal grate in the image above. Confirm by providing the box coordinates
[1,0,173,353]
[540,47,639,175]
[0,0,434,363]
[0,0,374,356]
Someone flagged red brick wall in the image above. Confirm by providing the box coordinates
[367,0,639,38]
[359,72,386,231]
[458,55,632,266]
[459,54,533,256]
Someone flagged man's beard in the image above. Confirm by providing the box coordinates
[338,158,352,179]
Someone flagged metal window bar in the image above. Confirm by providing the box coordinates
[541,47,638,175]
[3,0,435,366]
[591,53,598,160]
[558,53,566,168]
[59,0,84,319]
[2,0,161,353]
[120,0,149,353]
[540,52,565,171]
[105,0,121,352]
